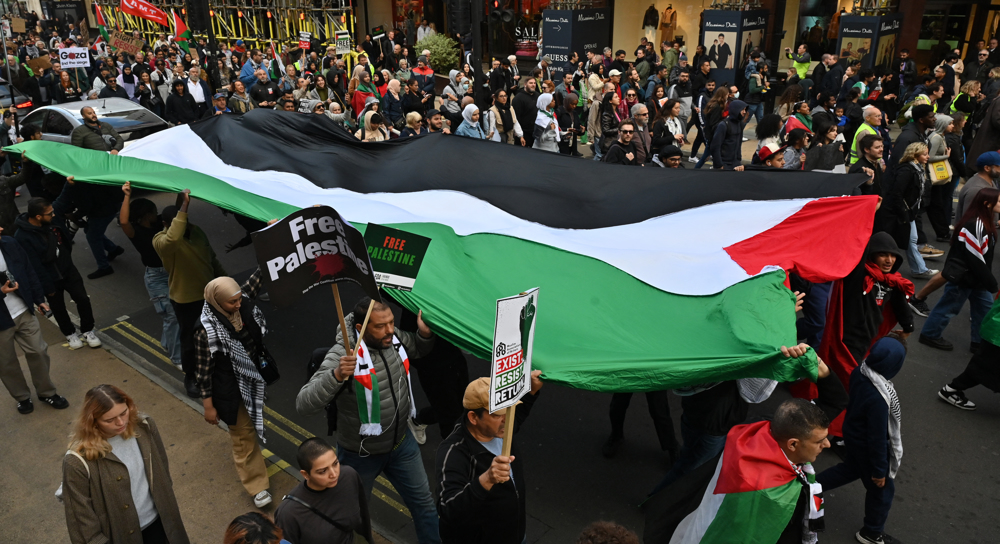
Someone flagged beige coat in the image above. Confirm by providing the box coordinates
[62,417,189,544]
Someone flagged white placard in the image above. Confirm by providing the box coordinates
[59,47,90,69]
[489,288,538,413]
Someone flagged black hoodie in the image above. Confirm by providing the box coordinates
[710,100,747,169]
[840,232,914,366]
[12,213,74,293]
[844,336,906,477]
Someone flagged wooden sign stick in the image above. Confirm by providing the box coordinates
[331,284,352,354]
[351,298,377,357]
[501,404,517,457]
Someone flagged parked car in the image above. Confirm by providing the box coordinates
[0,79,38,116]
[19,98,168,147]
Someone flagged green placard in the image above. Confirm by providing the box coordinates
[363,224,431,291]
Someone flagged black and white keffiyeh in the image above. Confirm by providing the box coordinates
[860,362,902,478]
[200,301,268,442]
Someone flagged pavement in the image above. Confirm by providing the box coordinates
[2,138,998,543]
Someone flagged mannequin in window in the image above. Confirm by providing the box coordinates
[643,5,660,44]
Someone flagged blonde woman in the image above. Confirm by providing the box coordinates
[62,384,189,544]
[885,142,936,279]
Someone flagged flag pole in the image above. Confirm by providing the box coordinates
[501,405,517,456]
[352,299,376,357]
[331,284,352,354]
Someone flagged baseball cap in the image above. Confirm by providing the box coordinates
[462,377,522,413]
[608,69,622,77]
[213,93,227,100]
[659,144,683,158]
[758,143,787,162]
[977,151,1000,168]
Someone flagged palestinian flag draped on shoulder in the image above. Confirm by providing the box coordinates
[644,420,824,543]
[6,110,878,392]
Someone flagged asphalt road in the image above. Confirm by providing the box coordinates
[20,185,999,544]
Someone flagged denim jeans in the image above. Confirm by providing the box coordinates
[144,267,181,367]
[817,454,895,534]
[648,415,727,496]
[85,214,121,271]
[338,427,441,544]
[920,282,993,344]
[744,103,764,125]
[905,221,928,274]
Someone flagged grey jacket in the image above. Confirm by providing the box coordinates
[296,312,434,455]
[62,417,190,544]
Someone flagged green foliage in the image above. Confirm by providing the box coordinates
[415,34,460,74]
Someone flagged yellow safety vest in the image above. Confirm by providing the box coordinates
[849,123,878,165]
[949,92,970,120]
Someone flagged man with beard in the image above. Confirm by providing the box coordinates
[556,94,583,156]
[426,109,451,134]
[603,118,639,165]
[249,69,281,109]
[666,70,693,127]
[512,78,540,148]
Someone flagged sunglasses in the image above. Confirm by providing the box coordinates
[981,54,990,57]
[620,129,634,134]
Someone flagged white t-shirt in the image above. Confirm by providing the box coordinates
[187,78,206,104]
[107,434,159,528]
[0,251,28,320]
[479,437,513,484]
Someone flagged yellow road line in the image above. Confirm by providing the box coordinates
[266,459,291,477]
[111,325,173,365]
[376,475,398,494]
[265,419,302,446]
[119,321,166,349]
[264,406,315,440]
[372,487,411,517]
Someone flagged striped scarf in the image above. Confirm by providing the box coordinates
[792,462,824,544]
[200,302,267,442]
[860,362,903,478]
[353,335,415,436]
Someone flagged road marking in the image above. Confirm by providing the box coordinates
[110,324,173,365]
[119,321,166,349]
[267,458,291,477]
[265,419,302,446]
[264,406,315,439]
[372,487,412,517]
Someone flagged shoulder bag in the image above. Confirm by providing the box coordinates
[281,494,353,534]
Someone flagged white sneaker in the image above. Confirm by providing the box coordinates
[66,333,84,350]
[408,418,428,445]
[83,330,102,348]
[253,490,272,508]
[688,156,698,163]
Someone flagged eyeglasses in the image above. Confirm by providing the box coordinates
[620,129,634,134]
[626,93,636,97]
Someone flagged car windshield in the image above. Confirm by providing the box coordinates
[74,108,163,134]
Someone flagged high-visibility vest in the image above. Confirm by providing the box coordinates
[949,92,970,120]
[849,123,878,165]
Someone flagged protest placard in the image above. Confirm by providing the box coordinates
[335,30,351,55]
[109,30,143,55]
[11,18,25,33]
[252,206,382,354]
[490,288,538,454]
[27,56,51,73]
[298,31,311,50]
[363,224,430,291]
[59,47,90,69]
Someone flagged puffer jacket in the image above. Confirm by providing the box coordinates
[296,312,434,455]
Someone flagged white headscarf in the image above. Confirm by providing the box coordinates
[461,103,479,124]
[534,93,561,141]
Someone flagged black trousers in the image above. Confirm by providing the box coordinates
[411,337,469,439]
[951,339,1000,392]
[141,517,168,544]
[171,299,204,378]
[608,391,679,452]
[47,265,94,336]
[926,183,954,239]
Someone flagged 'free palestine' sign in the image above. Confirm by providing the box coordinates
[363,224,431,291]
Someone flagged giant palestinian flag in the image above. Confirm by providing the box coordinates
[7,110,878,392]
[643,420,820,543]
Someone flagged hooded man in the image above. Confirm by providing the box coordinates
[652,144,684,168]
[818,336,906,544]
[708,99,748,170]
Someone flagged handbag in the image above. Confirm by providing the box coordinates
[281,494,353,534]
[930,159,953,185]
[942,254,969,284]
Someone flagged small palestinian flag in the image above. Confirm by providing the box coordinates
[95,5,111,44]
[644,420,823,543]
[8,110,877,393]
[269,42,286,80]
[172,10,191,54]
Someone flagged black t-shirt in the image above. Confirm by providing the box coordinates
[128,221,164,268]
[680,381,748,436]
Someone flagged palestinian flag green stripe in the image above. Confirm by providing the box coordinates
[8,140,819,392]
[700,480,801,543]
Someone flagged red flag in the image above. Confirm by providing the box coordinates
[119,0,170,27]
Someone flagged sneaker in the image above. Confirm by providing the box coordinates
[855,528,885,544]
[253,490,272,508]
[38,394,69,409]
[938,387,976,410]
[688,156,698,163]
[83,330,102,348]
[911,269,939,279]
[66,333,84,350]
[918,244,944,257]
[908,297,930,317]
[919,334,953,351]
[87,267,114,279]
[601,435,624,459]
[16,398,33,414]
[741,136,749,142]
[408,418,428,445]
[107,246,125,262]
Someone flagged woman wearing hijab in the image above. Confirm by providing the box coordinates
[532,93,561,152]
[117,64,139,103]
[374,69,390,96]
[195,268,279,509]
[783,101,814,135]
[355,111,389,141]
[351,71,379,119]
[440,69,465,129]
[381,79,405,131]
[347,65,366,103]
[455,104,486,139]
[489,89,524,145]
